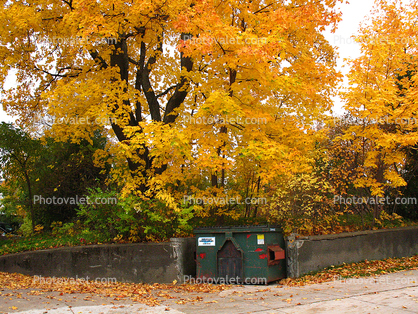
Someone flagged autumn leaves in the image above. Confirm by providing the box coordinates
[0,0,416,227]
[341,0,418,196]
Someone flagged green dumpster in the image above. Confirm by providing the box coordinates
[193,225,286,284]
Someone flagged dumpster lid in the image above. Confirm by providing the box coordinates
[269,245,285,252]
[193,225,282,233]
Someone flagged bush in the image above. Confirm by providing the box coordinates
[18,216,34,236]
[76,187,194,242]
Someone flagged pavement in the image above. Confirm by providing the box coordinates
[2,270,418,313]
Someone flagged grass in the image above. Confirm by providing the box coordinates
[0,232,111,255]
[288,211,418,236]
[337,212,407,229]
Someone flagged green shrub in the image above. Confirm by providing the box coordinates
[76,187,195,242]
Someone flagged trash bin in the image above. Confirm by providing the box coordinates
[193,225,286,284]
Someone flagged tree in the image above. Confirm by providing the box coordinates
[0,122,41,231]
[325,114,386,226]
[262,147,336,235]
[342,0,418,197]
[0,0,342,211]
[0,129,110,229]
[31,133,109,226]
[395,143,418,219]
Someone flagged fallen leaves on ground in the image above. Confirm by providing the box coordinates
[280,255,418,286]
[2,254,418,308]
[0,272,229,306]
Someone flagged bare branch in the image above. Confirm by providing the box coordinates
[156,85,177,98]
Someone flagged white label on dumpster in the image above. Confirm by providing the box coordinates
[257,234,265,245]
[198,237,216,246]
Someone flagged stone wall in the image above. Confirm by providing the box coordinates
[0,237,196,283]
[286,226,418,278]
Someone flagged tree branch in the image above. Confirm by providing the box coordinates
[156,85,177,98]
[89,50,108,70]
[163,33,193,124]
[139,40,162,121]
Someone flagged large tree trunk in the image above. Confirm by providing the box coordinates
[24,170,35,232]
[89,33,193,194]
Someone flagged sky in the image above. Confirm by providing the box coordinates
[325,0,377,115]
[0,0,378,123]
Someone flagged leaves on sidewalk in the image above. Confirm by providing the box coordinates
[280,255,418,286]
[0,272,229,307]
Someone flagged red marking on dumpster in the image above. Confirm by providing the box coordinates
[255,248,263,252]
[199,253,206,259]
[247,234,251,238]
[259,253,267,259]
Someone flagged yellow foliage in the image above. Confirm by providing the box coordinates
[342,0,418,195]
[34,225,44,234]
[0,0,342,212]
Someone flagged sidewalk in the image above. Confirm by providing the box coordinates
[2,269,418,313]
